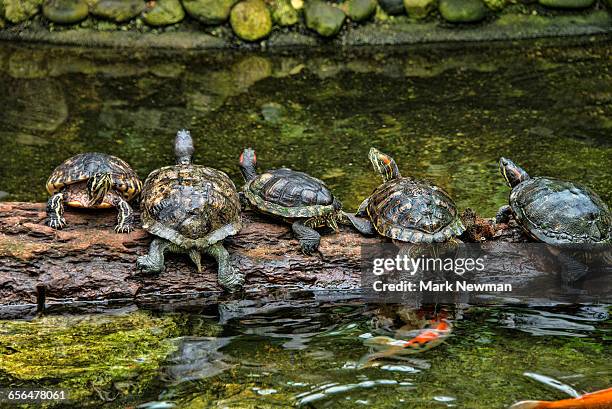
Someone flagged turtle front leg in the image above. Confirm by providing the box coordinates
[495,205,513,224]
[292,221,321,255]
[46,192,66,229]
[204,242,244,292]
[343,212,376,236]
[137,238,171,273]
[115,197,136,233]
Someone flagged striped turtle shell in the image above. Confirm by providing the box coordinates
[244,168,340,219]
[363,178,464,243]
[510,177,611,244]
[46,152,141,201]
[140,165,242,249]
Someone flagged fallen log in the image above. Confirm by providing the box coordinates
[0,202,608,310]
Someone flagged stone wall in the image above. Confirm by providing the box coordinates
[0,0,610,48]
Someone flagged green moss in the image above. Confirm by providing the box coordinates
[269,0,298,26]
[403,0,437,19]
[538,0,595,8]
[0,312,179,401]
[2,0,43,23]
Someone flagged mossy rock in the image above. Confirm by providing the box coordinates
[230,0,272,41]
[269,0,297,26]
[182,0,237,24]
[2,0,43,23]
[378,0,405,14]
[403,0,436,18]
[143,0,184,26]
[438,0,487,22]
[304,0,346,37]
[538,0,594,8]
[342,0,376,21]
[42,0,88,23]
[90,0,143,22]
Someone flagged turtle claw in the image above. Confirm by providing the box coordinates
[47,217,66,230]
[219,266,245,293]
[300,237,320,255]
[136,255,164,274]
[115,223,134,234]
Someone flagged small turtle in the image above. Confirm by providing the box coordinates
[497,157,611,244]
[45,152,141,233]
[345,148,464,243]
[137,130,244,292]
[238,148,343,254]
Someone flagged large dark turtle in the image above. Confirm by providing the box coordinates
[239,148,342,254]
[497,157,611,244]
[345,148,464,243]
[46,152,141,233]
[137,130,243,292]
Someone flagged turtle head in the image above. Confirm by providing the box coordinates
[87,172,112,206]
[499,157,530,188]
[239,148,257,182]
[369,147,401,182]
[175,129,194,165]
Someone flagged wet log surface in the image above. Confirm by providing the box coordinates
[0,202,608,311]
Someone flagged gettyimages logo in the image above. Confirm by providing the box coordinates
[361,242,612,305]
[371,254,485,277]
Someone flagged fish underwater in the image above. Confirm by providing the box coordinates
[509,387,612,409]
[358,319,452,368]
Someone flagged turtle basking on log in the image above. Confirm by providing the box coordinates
[497,157,611,244]
[137,130,244,292]
[345,148,465,243]
[238,148,343,254]
[45,152,142,233]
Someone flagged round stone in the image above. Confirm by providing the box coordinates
[438,0,487,23]
[43,0,88,24]
[378,0,405,14]
[90,0,144,23]
[182,0,237,24]
[304,0,346,37]
[143,0,185,26]
[343,0,377,21]
[230,0,272,41]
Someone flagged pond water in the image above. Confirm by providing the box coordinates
[0,38,610,215]
[0,38,611,408]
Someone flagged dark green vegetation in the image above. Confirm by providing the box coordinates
[0,39,610,217]
[0,303,609,408]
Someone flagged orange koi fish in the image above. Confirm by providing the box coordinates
[510,387,612,409]
[359,319,452,367]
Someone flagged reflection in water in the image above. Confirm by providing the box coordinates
[0,39,610,216]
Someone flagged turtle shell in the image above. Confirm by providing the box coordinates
[244,168,340,219]
[140,164,242,249]
[364,178,464,243]
[510,177,611,244]
[46,152,141,201]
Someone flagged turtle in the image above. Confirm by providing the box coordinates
[344,148,465,243]
[238,148,343,254]
[496,157,611,244]
[45,152,142,233]
[136,130,244,292]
